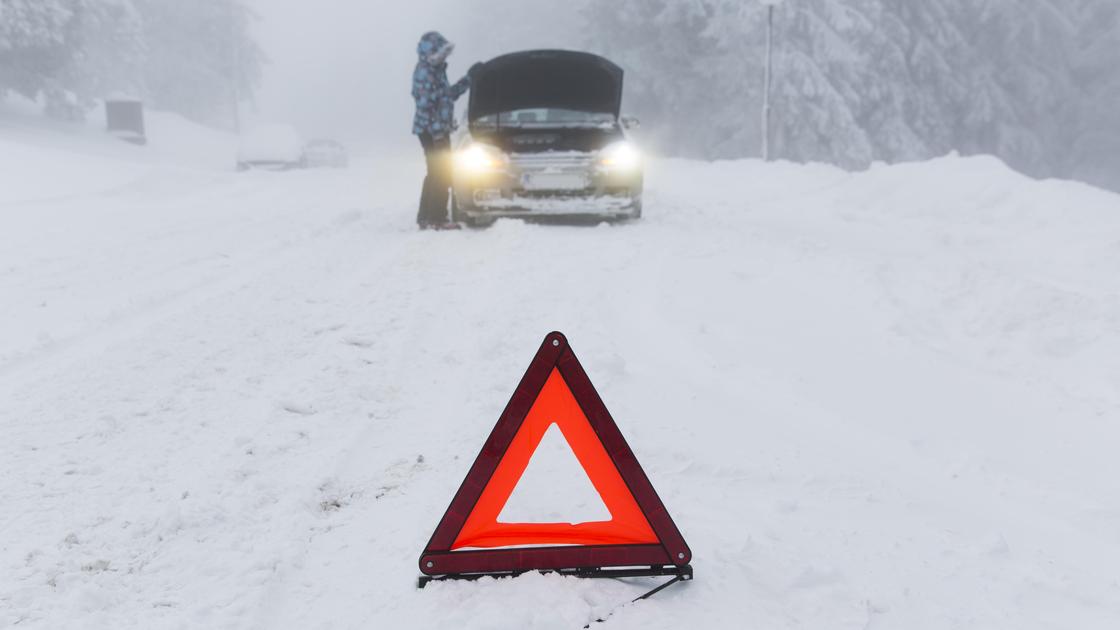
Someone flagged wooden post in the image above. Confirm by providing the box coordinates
[229,0,242,134]
[762,3,774,161]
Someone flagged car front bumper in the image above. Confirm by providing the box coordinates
[453,151,642,221]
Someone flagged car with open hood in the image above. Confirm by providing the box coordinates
[451,50,642,226]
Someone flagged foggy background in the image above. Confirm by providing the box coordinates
[249,0,585,151]
[2,0,1118,189]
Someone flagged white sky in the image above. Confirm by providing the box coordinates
[247,1,586,152]
[248,0,449,150]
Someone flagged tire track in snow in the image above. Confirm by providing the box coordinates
[1,205,409,628]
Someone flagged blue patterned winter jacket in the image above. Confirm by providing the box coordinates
[412,32,471,137]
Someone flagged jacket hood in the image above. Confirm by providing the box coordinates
[417,31,454,64]
[468,50,624,122]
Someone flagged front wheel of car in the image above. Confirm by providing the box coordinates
[608,199,642,226]
[463,215,495,229]
[615,199,642,223]
[450,192,466,223]
[452,194,494,229]
[630,198,643,219]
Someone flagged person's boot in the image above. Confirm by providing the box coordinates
[420,221,461,231]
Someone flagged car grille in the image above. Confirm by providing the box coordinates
[509,152,596,171]
[508,153,597,192]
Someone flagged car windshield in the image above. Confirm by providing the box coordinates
[474,108,614,128]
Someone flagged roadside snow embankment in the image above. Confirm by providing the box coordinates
[0,106,238,206]
[0,112,381,371]
[1,129,1118,630]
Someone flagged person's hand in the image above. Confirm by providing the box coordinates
[469,62,484,75]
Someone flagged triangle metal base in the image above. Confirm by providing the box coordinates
[417,563,692,589]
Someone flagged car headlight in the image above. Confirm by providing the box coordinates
[455,143,506,174]
[600,141,641,171]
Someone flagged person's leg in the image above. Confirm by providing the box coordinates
[417,133,436,226]
[429,135,453,224]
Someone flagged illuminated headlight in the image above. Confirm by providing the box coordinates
[455,143,506,173]
[600,141,641,171]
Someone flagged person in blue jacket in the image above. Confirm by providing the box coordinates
[412,31,479,228]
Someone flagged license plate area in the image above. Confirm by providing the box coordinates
[521,172,588,191]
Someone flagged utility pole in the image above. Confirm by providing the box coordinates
[759,0,783,161]
[229,0,242,134]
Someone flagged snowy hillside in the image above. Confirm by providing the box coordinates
[2,125,1119,629]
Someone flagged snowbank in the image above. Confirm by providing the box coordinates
[1,126,1118,628]
[0,101,238,204]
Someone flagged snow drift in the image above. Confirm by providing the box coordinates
[2,122,1119,629]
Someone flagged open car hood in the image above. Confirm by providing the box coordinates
[468,50,624,122]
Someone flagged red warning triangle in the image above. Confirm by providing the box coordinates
[419,332,691,577]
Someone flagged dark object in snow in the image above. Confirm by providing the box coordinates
[417,332,692,585]
[105,98,146,146]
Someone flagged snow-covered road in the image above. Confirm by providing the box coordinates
[2,124,1119,629]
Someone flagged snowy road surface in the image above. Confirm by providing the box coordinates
[2,121,1120,629]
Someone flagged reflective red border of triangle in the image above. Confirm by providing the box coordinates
[419,331,692,576]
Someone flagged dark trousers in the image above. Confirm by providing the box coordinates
[417,132,452,225]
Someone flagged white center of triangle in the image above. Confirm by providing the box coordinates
[497,423,612,524]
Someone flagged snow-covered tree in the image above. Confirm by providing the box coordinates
[0,1,68,101]
[0,0,142,117]
[581,0,1120,190]
[135,0,263,128]
[1066,0,1120,189]
[64,0,145,108]
[0,0,261,126]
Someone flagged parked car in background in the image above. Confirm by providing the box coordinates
[237,124,304,171]
[451,50,643,227]
[301,139,349,169]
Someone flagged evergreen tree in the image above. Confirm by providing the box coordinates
[1067,0,1120,188]
[63,0,145,107]
[135,0,263,128]
[0,0,261,126]
[0,1,73,92]
[581,0,1120,190]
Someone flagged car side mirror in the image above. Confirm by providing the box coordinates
[621,115,641,130]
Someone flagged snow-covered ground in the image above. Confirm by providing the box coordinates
[2,114,1119,629]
